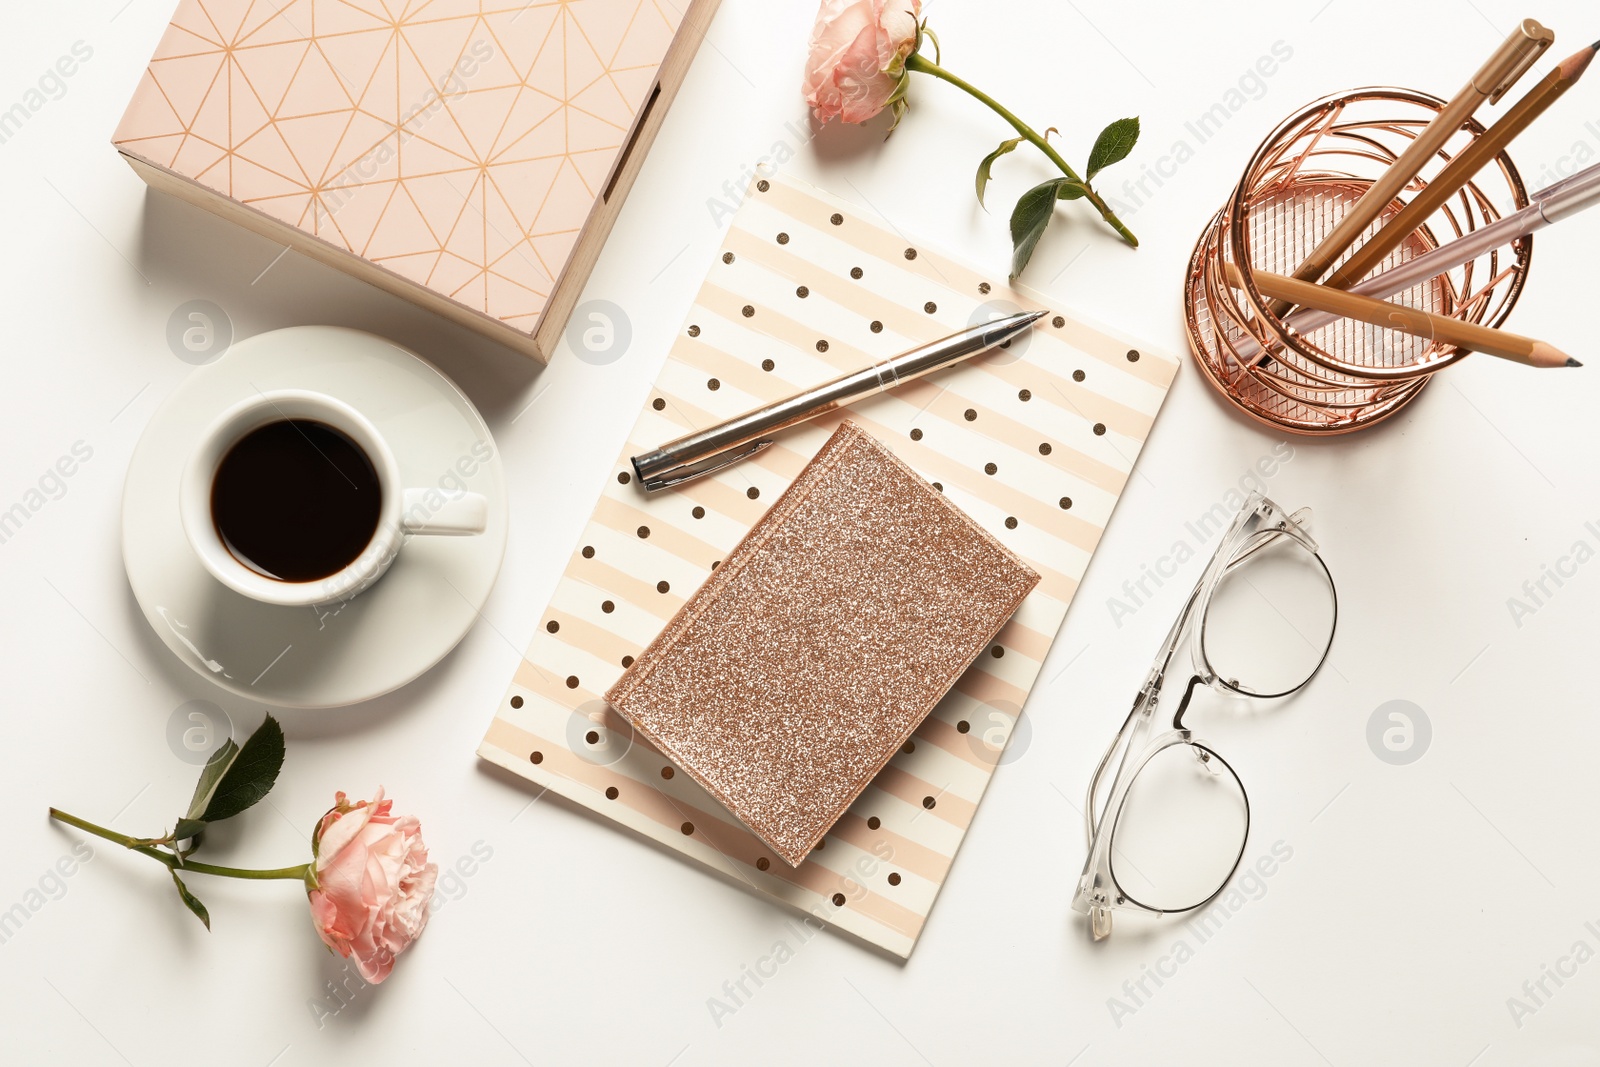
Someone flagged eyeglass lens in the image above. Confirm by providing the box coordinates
[1110,741,1247,911]
[1201,532,1336,696]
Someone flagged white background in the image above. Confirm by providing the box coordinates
[4,0,1599,1063]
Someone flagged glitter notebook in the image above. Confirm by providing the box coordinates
[478,173,1179,957]
[607,421,1040,868]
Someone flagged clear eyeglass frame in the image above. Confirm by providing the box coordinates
[1070,491,1337,940]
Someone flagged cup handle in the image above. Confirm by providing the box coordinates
[401,489,488,536]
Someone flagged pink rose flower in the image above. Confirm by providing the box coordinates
[307,788,438,984]
[804,0,922,126]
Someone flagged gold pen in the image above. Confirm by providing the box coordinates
[1266,18,1553,316]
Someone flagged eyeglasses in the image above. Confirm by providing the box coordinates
[1070,492,1337,940]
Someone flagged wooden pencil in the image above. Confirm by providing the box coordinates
[1229,264,1579,368]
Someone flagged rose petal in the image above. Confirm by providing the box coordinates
[875,0,921,67]
[831,22,899,124]
[803,0,875,100]
[314,787,384,869]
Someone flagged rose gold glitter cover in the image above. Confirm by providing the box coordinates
[606,421,1039,867]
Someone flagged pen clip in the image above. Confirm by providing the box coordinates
[640,439,773,492]
[1481,19,1553,104]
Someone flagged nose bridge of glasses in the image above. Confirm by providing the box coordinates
[1170,673,1204,731]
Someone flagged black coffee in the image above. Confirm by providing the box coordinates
[211,419,382,583]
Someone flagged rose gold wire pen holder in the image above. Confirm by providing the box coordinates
[1184,87,1533,434]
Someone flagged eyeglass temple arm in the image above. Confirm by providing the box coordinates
[1084,558,1214,842]
[1084,692,1146,847]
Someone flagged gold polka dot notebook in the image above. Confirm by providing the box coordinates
[477,173,1179,958]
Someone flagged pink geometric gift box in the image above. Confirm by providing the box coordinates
[113,0,721,361]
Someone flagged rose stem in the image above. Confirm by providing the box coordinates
[904,52,1138,248]
[48,808,311,881]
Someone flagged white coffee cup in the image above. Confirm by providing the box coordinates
[180,389,487,608]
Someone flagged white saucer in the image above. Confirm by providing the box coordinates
[122,326,508,708]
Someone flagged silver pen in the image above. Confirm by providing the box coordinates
[1238,161,1600,366]
[632,310,1047,491]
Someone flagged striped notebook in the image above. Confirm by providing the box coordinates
[477,173,1178,957]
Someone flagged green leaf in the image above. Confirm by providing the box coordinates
[200,715,285,823]
[185,738,240,822]
[884,76,913,135]
[975,136,1024,210]
[170,870,210,930]
[1086,117,1140,179]
[173,817,208,841]
[1009,178,1089,280]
